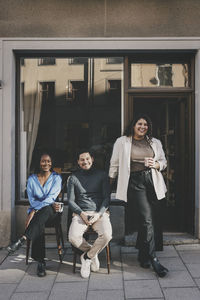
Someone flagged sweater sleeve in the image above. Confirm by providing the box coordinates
[98,172,111,215]
[67,175,82,215]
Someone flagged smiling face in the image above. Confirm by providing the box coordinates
[40,154,52,173]
[77,152,94,170]
[133,118,148,139]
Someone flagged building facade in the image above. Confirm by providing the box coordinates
[1,0,200,246]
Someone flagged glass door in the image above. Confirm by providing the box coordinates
[127,95,194,233]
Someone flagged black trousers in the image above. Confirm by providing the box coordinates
[24,205,58,262]
[127,170,164,262]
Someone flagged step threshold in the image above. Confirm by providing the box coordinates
[125,232,200,246]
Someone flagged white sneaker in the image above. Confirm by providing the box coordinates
[80,253,91,279]
[91,254,100,272]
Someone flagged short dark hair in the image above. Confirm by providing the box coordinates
[124,114,153,140]
[34,151,54,174]
[76,148,94,161]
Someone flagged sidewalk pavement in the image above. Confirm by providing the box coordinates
[1,243,200,300]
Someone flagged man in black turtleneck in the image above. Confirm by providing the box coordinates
[67,149,112,279]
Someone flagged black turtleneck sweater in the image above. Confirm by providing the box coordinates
[67,168,110,216]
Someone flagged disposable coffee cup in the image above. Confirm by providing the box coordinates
[57,202,64,213]
[144,157,151,167]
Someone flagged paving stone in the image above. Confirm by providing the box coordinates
[124,279,163,299]
[194,278,200,287]
[56,262,88,282]
[49,282,88,300]
[159,270,196,288]
[98,256,122,274]
[0,249,8,265]
[185,263,200,278]
[10,291,49,300]
[89,272,123,290]
[0,283,17,300]
[87,289,124,300]
[122,253,155,280]
[0,268,26,283]
[156,257,186,271]
[163,287,200,300]
[178,251,200,264]
[16,274,56,292]
[27,258,60,275]
[194,278,200,288]
[156,245,178,258]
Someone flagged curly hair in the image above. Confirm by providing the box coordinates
[124,114,153,141]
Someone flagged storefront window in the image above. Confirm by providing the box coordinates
[19,57,123,196]
[131,63,189,88]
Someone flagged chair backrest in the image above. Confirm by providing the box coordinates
[56,178,68,203]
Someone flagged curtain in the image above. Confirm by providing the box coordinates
[24,86,43,173]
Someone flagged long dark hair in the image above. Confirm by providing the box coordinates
[34,151,54,174]
[124,114,153,141]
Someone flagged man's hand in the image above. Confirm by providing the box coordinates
[80,211,90,225]
[88,213,100,225]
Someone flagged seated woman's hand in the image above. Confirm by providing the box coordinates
[52,202,61,212]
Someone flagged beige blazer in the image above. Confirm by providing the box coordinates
[109,136,167,202]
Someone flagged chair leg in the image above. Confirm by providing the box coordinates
[59,224,65,250]
[106,243,111,274]
[73,251,77,273]
[26,239,31,265]
[55,225,62,263]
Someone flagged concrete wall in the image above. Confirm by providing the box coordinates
[1,0,200,38]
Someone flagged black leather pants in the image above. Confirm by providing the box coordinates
[25,205,58,262]
[127,169,158,262]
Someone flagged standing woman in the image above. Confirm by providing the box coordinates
[109,114,168,277]
[7,152,62,277]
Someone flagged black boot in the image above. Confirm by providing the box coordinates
[37,261,46,277]
[7,237,26,254]
[151,257,168,277]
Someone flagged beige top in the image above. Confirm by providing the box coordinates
[131,138,154,172]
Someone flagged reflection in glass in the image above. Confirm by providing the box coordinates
[131,63,189,87]
[19,57,123,195]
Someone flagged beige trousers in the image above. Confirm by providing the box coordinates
[68,211,112,259]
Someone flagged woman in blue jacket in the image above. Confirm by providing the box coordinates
[7,152,62,277]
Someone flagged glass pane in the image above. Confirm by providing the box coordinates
[131,63,189,87]
[19,57,123,195]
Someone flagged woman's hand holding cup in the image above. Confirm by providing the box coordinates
[144,157,155,168]
[144,157,160,170]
